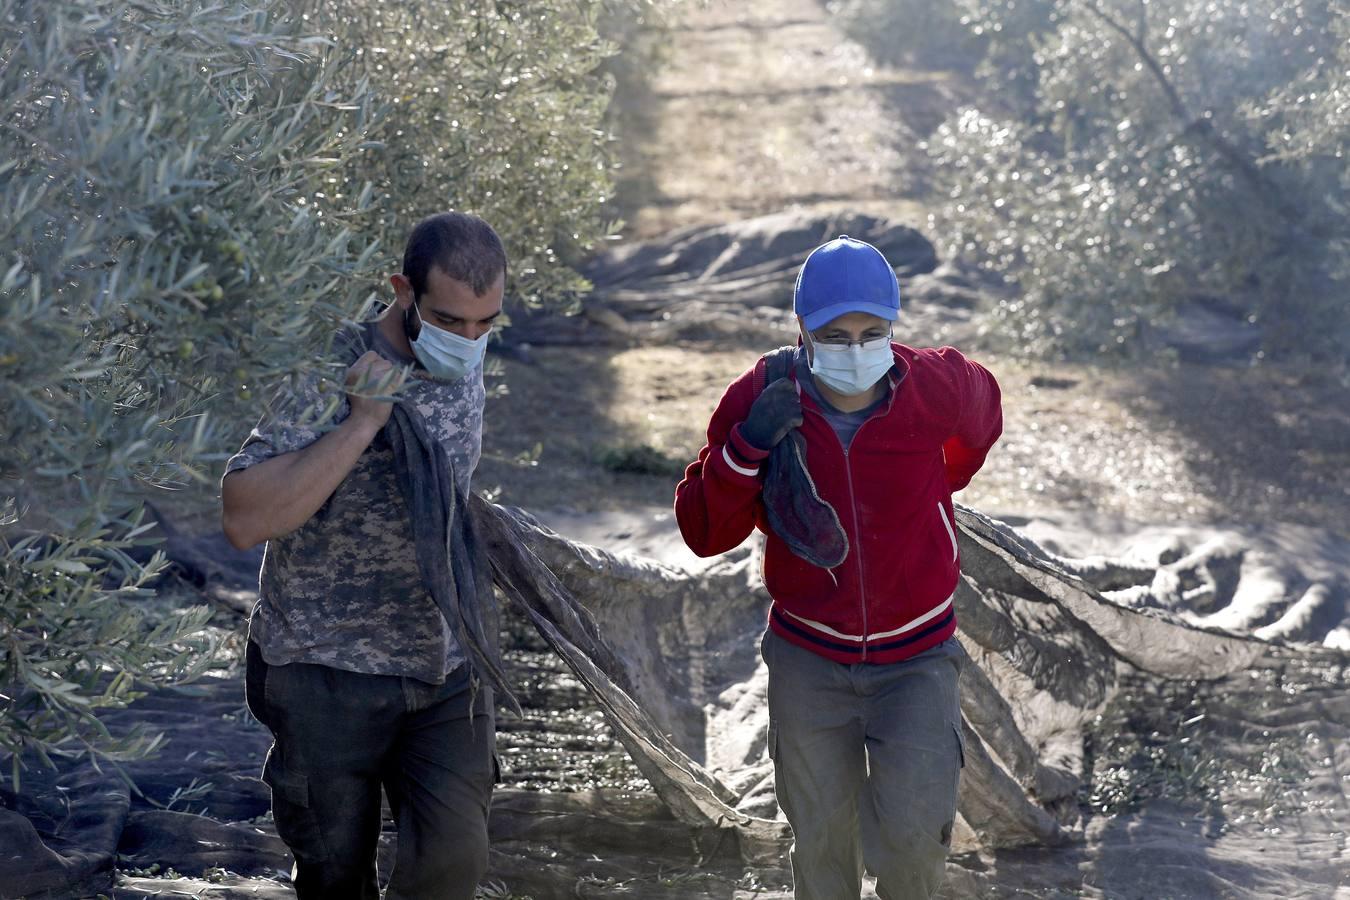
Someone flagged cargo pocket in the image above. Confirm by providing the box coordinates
[262,752,330,864]
[766,722,778,761]
[952,723,966,769]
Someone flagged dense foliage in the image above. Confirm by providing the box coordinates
[828,0,984,69]
[840,0,1349,359]
[0,0,636,782]
[296,1,627,306]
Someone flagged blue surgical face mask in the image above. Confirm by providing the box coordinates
[407,303,489,381]
[807,332,894,396]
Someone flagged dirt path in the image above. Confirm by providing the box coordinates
[613,0,956,238]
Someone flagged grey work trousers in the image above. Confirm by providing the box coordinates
[762,629,966,900]
[245,641,496,900]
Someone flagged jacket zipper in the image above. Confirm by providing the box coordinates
[840,440,869,660]
[806,388,896,662]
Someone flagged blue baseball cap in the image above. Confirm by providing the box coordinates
[793,235,901,331]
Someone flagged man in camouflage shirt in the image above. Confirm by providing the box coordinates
[222,213,506,899]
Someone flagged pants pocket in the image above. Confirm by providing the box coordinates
[952,722,966,769]
[262,752,331,864]
[244,641,271,728]
[954,634,972,673]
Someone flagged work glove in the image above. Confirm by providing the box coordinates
[740,379,803,451]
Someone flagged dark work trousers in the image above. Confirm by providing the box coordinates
[762,628,966,900]
[245,640,495,900]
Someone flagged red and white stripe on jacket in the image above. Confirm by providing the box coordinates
[674,343,1002,665]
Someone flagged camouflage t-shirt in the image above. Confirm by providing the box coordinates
[224,321,484,684]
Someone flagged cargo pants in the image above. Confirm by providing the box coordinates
[245,640,496,900]
[761,629,966,900]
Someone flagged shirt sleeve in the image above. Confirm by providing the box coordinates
[222,372,349,479]
[937,347,1003,491]
[673,366,772,557]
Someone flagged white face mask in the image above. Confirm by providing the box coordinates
[807,333,894,396]
[408,304,489,381]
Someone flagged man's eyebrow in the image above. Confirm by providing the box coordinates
[431,310,502,323]
[818,328,884,338]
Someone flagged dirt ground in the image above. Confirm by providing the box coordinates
[609,0,959,239]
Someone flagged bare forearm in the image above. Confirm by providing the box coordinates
[222,415,382,549]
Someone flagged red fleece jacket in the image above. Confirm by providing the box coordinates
[674,344,1002,664]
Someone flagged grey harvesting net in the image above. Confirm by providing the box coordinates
[472,497,1266,857]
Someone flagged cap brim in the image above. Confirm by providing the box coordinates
[801,301,901,331]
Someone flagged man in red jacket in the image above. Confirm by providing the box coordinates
[674,235,1002,899]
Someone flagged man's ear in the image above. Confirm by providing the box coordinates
[390,273,415,311]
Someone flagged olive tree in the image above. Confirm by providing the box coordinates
[922,0,1348,358]
[827,0,984,69]
[0,0,387,784]
[0,0,639,783]
[295,0,628,307]
[1246,5,1349,253]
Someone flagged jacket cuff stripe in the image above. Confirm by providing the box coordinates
[721,445,760,478]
